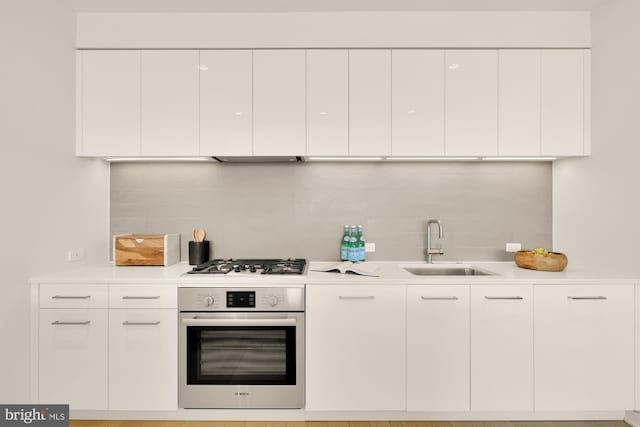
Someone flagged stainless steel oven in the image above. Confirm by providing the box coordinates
[178,286,304,409]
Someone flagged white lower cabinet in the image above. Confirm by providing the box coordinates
[535,284,634,411]
[39,309,108,410]
[637,284,640,411]
[407,285,469,411]
[306,285,406,410]
[470,285,533,411]
[108,309,178,410]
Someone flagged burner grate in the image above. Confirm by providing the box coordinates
[187,259,306,275]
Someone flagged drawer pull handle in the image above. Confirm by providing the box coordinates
[122,296,161,300]
[51,320,91,325]
[568,296,607,300]
[122,321,161,326]
[338,296,375,300]
[485,296,524,300]
[52,295,91,299]
[421,296,459,300]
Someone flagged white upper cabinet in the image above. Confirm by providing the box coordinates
[392,50,445,156]
[470,284,533,411]
[141,50,199,156]
[541,50,586,156]
[253,50,306,156]
[499,50,541,156]
[306,50,349,156]
[199,50,252,156]
[445,50,498,156]
[535,285,634,411]
[349,50,392,156]
[407,285,470,411]
[76,48,590,159]
[78,50,141,156]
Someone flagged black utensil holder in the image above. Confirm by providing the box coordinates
[189,241,210,265]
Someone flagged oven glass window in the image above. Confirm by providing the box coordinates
[187,326,296,385]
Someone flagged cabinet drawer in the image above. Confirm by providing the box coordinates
[109,285,177,309]
[40,284,108,309]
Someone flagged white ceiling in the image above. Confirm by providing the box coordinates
[71,0,599,13]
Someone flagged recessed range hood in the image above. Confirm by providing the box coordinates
[212,156,304,163]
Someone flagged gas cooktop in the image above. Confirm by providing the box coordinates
[186,258,307,275]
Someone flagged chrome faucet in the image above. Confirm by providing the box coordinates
[426,219,444,263]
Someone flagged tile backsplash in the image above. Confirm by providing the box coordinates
[110,161,551,262]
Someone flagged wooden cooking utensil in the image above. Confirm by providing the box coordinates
[194,229,206,242]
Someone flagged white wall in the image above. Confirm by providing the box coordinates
[554,0,640,273]
[0,0,109,402]
[76,11,590,48]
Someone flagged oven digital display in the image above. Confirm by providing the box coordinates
[226,291,256,308]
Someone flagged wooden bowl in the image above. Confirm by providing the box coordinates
[514,250,568,272]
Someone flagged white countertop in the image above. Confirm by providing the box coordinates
[29,261,640,286]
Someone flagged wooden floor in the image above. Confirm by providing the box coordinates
[69,422,629,427]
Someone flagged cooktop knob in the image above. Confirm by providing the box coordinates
[268,295,279,307]
[204,296,215,306]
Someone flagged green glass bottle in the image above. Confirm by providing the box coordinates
[357,224,365,261]
[340,225,350,261]
[348,225,358,262]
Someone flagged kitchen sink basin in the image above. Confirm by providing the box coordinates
[403,265,496,276]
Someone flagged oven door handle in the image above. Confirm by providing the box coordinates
[181,318,297,327]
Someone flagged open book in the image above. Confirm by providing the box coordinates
[311,261,381,277]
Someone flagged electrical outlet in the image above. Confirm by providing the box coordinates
[365,242,376,253]
[67,248,85,262]
[505,243,522,253]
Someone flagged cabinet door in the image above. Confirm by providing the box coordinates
[306,50,349,156]
[141,50,199,156]
[39,309,108,409]
[535,285,634,410]
[470,285,533,411]
[306,285,406,410]
[392,50,445,156]
[109,309,177,410]
[199,50,252,156]
[498,50,541,156]
[407,285,469,411]
[349,50,392,156]
[79,50,140,156]
[541,50,585,156]
[253,50,306,156]
[637,284,640,411]
[445,50,498,156]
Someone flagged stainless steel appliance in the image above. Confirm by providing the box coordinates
[178,285,305,409]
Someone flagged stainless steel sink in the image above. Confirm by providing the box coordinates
[403,266,495,276]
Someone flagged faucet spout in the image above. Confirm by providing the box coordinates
[426,219,444,264]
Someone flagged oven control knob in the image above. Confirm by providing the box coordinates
[204,296,215,307]
[267,295,279,307]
